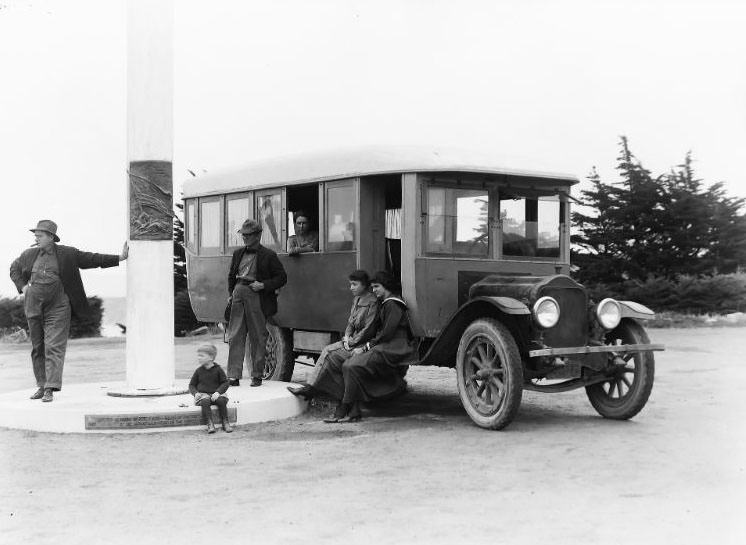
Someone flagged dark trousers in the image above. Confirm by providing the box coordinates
[314,350,405,404]
[198,397,229,422]
[308,341,352,386]
[25,284,71,391]
[227,284,268,380]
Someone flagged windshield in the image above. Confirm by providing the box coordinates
[500,194,562,258]
[422,181,565,260]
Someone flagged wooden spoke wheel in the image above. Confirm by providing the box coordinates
[585,320,655,420]
[262,324,295,381]
[456,318,523,430]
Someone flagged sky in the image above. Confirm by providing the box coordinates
[1,0,744,297]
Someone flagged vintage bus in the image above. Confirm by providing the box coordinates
[183,146,662,430]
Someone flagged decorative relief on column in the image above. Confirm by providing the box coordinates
[129,160,173,240]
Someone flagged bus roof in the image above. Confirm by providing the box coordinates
[182,145,579,197]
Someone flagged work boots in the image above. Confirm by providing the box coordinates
[206,416,216,434]
[222,418,233,433]
[30,388,44,400]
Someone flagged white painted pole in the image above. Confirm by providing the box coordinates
[124,0,175,391]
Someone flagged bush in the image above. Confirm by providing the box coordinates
[581,273,746,315]
[0,296,103,338]
[0,297,27,330]
[174,289,203,337]
[69,296,103,338]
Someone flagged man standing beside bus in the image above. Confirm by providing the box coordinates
[227,219,287,387]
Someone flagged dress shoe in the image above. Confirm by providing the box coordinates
[287,385,314,400]
[30,388,45,400]
[222,418,233,433]
[228,378,240,387]
[343,402,362,422]
[41,389,53,402]
[250,378,262,387]
[206,420,216,434]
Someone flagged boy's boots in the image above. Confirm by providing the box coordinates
[206,415,216,434]
[222,418,233,433]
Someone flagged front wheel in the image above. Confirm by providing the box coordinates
[263,324,295,381]
[585,320,655,420]
[456,318,523,430]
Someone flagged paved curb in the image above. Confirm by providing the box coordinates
[0,380,308,433]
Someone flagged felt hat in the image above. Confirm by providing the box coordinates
[238,219,262,235]
[30,219,60,242]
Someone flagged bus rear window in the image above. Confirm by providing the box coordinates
[185,200,196,251]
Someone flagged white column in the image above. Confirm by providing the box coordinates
[124,0,175,391]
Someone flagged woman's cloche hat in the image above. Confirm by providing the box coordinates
[30,219,60,242]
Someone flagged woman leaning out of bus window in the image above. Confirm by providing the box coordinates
[311,270,418,423]
[287,269,379,400]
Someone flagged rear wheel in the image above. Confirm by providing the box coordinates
[456,318,523,430]
[263,324,295,381]
[585,320,655,420]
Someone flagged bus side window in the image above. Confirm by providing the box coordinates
[286,184,320,253]
[257,192,282,252]
[226,193,252,250]
[199,196,223,255]
[326,183,355,251]
[425,185,488,257]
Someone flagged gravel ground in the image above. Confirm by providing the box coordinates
[1,328,745,545]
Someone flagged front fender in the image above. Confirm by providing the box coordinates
[619,301,656,321]
[418,296,529,367]
[471,296,530,315]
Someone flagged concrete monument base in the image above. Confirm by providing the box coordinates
[106,385,190,397]
[0,380,308,433]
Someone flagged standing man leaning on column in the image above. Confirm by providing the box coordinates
[227,219,287,387]
[9,220,129,402]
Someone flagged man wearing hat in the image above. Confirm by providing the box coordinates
[9,220,129,402]
[226,218,287,387]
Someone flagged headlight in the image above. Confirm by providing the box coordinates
[596,298,622,330]
[533,296,560,329]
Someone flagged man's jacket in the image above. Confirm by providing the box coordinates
[10,244,120,318]
[228,245,287,317]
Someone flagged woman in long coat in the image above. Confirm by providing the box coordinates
[287,269,379,399]
[314,270,418,422]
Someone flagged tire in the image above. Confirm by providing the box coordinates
[456,318,523,430]
[262,324,295,381]
[585,320,655,420]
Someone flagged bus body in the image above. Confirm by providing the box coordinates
[183,146,662,430]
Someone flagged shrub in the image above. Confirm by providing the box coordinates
[582,273,746,315]
[69,296,103,338]
[0,296,103,338]
[174,289,203,337]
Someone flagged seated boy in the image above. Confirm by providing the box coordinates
[188,343,232,434]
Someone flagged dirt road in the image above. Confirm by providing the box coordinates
[1,328,744,545]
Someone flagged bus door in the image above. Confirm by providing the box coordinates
[358,174,402,279]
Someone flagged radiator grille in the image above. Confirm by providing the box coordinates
[540,285,588,348]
